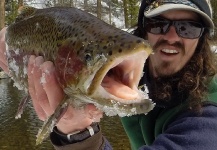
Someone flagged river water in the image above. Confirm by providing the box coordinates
[0,79,130,150]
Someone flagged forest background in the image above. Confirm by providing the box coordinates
[0,0,217,40]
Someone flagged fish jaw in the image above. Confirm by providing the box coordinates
[91,50,147,100]
[66,42,154,116]
[89,49,155,116]
[61,39,155,116]
[88,41,151,102]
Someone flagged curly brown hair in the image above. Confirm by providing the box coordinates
[179,34,217,111]
[134,27,217,112]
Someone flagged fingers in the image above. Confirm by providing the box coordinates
[0,27,9,73]
[27,55,103,134]
[28,55,47,120]
[28,55,65,121]
[40,61,64,110]
[57,104,103,134]
[33,56,54,116]
[0,61,9,73]
[56,106,94,133]
[85,104,103,122]
[0,28,6,50]
[0,46,6,64]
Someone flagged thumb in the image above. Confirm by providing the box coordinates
[85,104,103,122]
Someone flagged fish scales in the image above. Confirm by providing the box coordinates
[5,6,155,144]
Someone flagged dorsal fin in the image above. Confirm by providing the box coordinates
[15,6,37,22]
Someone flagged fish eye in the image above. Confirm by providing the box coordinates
[85,53,92,62]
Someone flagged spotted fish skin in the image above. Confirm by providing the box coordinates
[6,6,155,144]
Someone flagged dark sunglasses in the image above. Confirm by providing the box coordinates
[144,17,204,39]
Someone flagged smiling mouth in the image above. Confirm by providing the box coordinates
[161,49,178,54]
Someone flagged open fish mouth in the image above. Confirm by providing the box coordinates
[63,47,155,117]
[89,50,150,104]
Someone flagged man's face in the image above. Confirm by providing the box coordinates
[147,10,201,77]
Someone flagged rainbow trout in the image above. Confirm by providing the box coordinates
[5,6,154,144]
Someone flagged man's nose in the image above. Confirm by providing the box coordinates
[163,25,181,43]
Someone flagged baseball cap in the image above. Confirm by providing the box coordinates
[138,0,214,30]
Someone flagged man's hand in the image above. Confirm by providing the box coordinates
[28,55,103,134]
[0,27,103,134]
[0,27,9,73]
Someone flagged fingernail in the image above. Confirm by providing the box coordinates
[29,55,36,65]
[41,61,55,74]
[35,56,44,67]
[28,55,36,74]
[41,62,55,84]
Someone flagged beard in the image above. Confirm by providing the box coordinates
[154,61,177,77]
[148,55,199,108]
[149,70,188,108]
[150,39,186,77]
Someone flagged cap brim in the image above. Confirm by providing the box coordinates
[144,4,214,29]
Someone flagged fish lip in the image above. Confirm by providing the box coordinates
[88,50,150,103]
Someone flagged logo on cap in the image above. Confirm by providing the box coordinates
[144,0,199,15]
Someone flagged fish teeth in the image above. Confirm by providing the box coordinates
[161,49,178,54]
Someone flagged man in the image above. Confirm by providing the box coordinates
[1,0,217,149]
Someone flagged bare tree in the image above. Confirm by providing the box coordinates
[18,0,23,7]
[0,0,5,30]
[84,0,88,11]
[70,0,74,7]
[108,1,111,24]
[123,0,129,28]
[97,0,101,19]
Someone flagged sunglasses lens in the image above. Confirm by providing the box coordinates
[145,19,170,34]
[175,21,203,39]
[144,17,204,39]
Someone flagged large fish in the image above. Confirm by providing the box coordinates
[5,6,154,144]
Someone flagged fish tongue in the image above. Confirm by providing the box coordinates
[101,76,138,100]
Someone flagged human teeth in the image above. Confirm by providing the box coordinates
[161,49,178,54]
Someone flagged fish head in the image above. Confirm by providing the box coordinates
[54,26,154,116]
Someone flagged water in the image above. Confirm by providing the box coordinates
[0,79,130,150]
